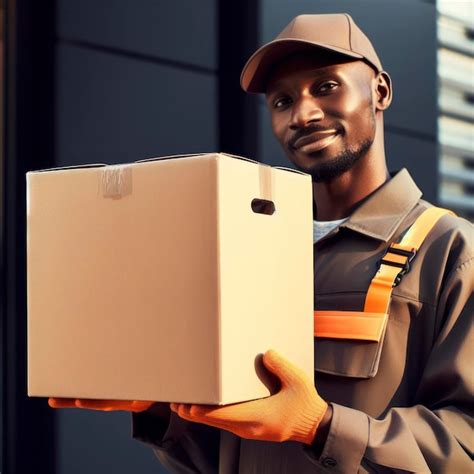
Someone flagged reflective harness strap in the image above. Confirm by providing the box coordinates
[312,311,388,342]
[314,206,456,342]
[364,207,456,313]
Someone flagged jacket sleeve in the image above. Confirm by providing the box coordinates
[130,409,220,474]
[303,256,474,473]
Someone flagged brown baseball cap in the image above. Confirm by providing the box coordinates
[240,13,383,93]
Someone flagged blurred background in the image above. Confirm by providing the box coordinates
[1,0,472,473]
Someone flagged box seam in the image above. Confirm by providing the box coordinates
[214,155,223,404]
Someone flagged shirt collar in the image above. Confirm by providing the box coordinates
[313,168,422,242]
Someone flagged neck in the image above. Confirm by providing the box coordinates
[313,120,390,221]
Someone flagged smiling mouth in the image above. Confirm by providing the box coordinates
[292,131,339,154]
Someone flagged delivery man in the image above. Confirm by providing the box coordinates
[50,13,473,473]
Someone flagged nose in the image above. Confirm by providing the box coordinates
[289,95,324,130]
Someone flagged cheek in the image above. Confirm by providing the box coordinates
[332,84,373,118]
[334,95,374,140]
[333,94,367,117]
[271,116,287,144]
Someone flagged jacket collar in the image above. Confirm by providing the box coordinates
[313,168,422,242]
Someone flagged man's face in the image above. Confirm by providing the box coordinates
[265,50,377,182]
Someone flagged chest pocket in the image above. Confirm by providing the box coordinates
[314,310,388,378]
[314,207,454,379]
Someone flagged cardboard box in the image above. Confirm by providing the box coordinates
[27,152,314,405]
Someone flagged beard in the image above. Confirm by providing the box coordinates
[305,135,374,183]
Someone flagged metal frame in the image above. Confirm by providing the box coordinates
[218,0,260,160]
[2,0,56,472]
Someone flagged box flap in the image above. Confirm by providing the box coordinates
[221,154,310,177]
[219,153,261,166]
[136,152,261,166]
[26,155,309,178]
[135,153,212,164]
[274,166,309,176]
[27,163,107,173]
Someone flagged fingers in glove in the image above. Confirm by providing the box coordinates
[75,399,154,412]
[171,402,266,428]
[48,398,77,408]
[262,349,307,388]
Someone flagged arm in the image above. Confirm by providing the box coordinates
[303,257,474,473]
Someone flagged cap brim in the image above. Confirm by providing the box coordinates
[240,39,364,93]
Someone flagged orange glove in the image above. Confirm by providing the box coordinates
[48,398,154,413]
[171,349,328,444]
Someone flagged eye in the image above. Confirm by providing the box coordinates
[273,96,292,109]
[318,81,338,93]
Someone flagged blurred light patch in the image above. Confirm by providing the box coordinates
[437,0,474,220]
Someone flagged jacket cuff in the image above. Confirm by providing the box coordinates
[302,403,368,472]
[130,410,191,450]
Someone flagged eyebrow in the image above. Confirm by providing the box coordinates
[266,67,342,96]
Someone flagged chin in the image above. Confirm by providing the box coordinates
[292,148,339,170]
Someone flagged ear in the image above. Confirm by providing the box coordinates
[374,71,392,112]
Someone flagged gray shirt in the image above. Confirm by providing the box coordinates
[313,217,349,244]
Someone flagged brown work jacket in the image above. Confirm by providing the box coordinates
[131,168,473,473]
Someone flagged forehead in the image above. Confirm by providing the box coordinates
[265,51,366,95]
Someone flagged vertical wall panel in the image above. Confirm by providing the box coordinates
[57,411,165,474]
[55,44,218,166]
[3,0,56,473]
[57,0,217,70]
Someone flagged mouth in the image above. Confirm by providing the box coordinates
[291,130,339,154]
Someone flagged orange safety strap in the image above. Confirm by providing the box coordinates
[314,206,456,341]
[364,207,456,314]
[313,311,388,342]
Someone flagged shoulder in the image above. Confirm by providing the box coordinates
[416,199,473,275]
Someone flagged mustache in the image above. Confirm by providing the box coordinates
[288,125,341,150]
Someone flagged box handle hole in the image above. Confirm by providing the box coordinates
[251,198,275,215]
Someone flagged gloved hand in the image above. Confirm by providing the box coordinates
[171,349,328,444]
[48,398,155,413]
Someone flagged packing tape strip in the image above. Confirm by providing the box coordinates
[258,165,274,202]
[100,165,133,198]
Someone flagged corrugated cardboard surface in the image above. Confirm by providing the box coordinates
[27,153,313,404]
